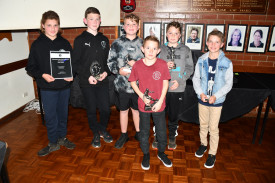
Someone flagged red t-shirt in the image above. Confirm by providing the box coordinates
[129,58,171,113]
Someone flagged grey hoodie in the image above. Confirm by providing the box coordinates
[159,43,194,92]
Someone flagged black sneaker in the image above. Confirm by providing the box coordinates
[58,137,76,150]
[141,153,150,170]
[157,152,172,167]
[38,143,60,157]
[114,133,129,149]
[100,131,113,143]
[134,131,140,141]
[152,136,158,149]
[168,137,177,150]
[195,145,207,158]
[204,154,216,168]
[91,133,101,148]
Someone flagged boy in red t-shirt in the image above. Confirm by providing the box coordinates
[129,36,172,170]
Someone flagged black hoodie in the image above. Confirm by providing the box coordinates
[72,31,110,87]
[26,33,73,90]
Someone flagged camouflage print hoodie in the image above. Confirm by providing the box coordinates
[107,35,143,93]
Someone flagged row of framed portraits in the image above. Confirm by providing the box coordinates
[117,21,275,53]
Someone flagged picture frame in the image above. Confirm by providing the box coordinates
[115,19,141,39]
[247,25,270,53]
[143,22,162,43]
[205,24,225,51]
[225,24,247,52]
[184,23,204,51]
[268,25,275,52]
[163,22,183,44]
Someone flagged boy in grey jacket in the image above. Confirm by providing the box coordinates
[193,30,233,168]
[155,21,193,150]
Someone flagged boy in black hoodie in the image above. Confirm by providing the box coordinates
[26,11,75,156]
[73,7,113,148]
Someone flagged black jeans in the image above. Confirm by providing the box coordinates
[166,92,184,138]
[40,88,70,143]
[139,110,167,154]
[81,84,110,135]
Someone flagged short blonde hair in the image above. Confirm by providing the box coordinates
[124,13,139,24]
[143,36,160,48]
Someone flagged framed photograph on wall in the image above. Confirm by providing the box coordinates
[247,25,270,53]
[205,24,225,51]
[184,23,204,50]
[268,25,275,52]
[143,22,162,43]
[163,22,183,44]
[115,19,141,39]
[225,24,247,52]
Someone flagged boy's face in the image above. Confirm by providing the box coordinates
[166,26,181,45]
[42,19,59,40]
[141,40,160,61]
[206,35,224,54]
[123,19,139,36]
[83,13,101,32]
[190,30,198,39]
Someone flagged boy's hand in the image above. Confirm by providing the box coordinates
[170,80,179,90]
[88,76,97,85]
[119,67,131,76]
[208,95,216,104]
[152,100,162,112]
[200,93,208,102]
[127,60,135,67]
[98,72,107,81]
[64,77,73,82]
[42,74,55,83]
[167,61,175,70]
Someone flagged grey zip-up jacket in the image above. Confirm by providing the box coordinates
[159,43,194,92]
[107,35,143,93]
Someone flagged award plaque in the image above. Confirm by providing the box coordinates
[170,46,176,69]
[50,51,73,79]
[90,62,101,80]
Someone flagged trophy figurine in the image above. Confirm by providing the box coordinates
[90,62,101,80]
[123,54,132,73]
[144,88,159,111]
[170,46,176,69]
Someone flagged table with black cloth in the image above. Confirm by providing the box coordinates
[179,72,271,143]
[246,73,275,144]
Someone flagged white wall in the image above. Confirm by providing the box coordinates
[0,0,120,30]
[0,31,35,119]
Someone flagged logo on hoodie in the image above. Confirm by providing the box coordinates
[85,42,91,47]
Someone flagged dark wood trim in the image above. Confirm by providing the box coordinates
[233,65,275,74]
[0,59,28,76]
[0,105,25,126]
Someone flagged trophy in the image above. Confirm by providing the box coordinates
[170,46,176,69]
[123,54,132,73]
[90,62,101,80]
[144,88,159,111]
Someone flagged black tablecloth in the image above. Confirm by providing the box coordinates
[179,73,271,124]
[246,73,275,110]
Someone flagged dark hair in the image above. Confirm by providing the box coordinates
[190,27,199,34]
[254,29,263,38]
[40,10,60,33]
[124,13,139,24]
[207,30,224,43]
[143,36,160,48]
[166,21,182,34]
[85,7,100,18]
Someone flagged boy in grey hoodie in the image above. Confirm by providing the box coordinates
[154,21,194,150]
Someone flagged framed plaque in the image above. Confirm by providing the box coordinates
[247,25,270,54]
[225,24,247,52]
[50,51,73,79]
[143,22,162,43]
[185,23,204,51]
[268,26,275,52]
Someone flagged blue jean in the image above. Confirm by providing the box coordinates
[81,84,110,134]
[139,110,167,154]
[40,88,70,144]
